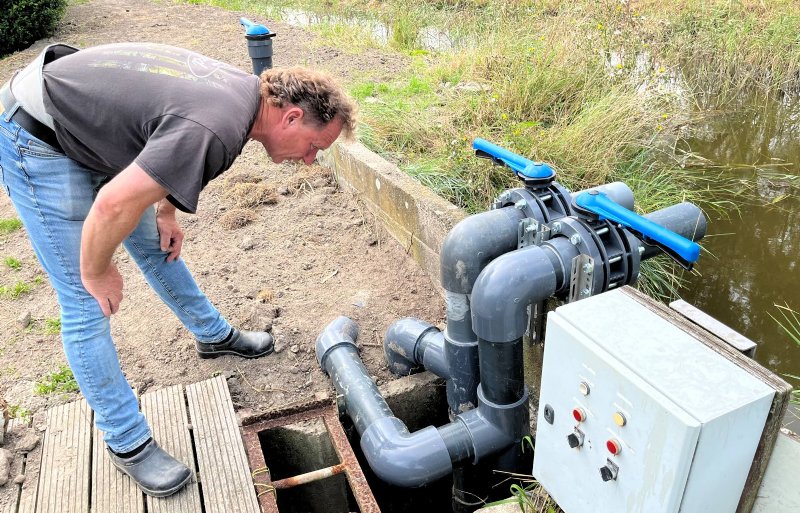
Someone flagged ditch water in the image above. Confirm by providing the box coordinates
[278,8,454,51]
[678,91,800,429]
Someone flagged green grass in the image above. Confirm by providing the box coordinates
[34,365,79,396]
[0,218,22,235]
[484,436,563,512]
[44,318,62,335]
[0,281,32,299]
[4,257,22,271]
[8,404,31,422]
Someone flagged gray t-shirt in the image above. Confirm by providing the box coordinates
[42,43,261,213]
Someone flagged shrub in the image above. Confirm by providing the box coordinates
[0,0,69,57]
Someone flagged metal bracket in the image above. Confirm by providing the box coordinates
[518,218,552,248]
[568,254,595,303]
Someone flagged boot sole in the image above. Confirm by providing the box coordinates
[110,460,192,498]
[196,347,275,359]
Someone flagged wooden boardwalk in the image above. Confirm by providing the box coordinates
[6,376,260,513]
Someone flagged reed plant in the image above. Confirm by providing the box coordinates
[770,304,800,406]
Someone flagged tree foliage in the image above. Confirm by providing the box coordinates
[0,0,68,57]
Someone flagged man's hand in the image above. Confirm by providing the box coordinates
[81,263,124,316]
[155,200,184,262]
[80,162,169,316]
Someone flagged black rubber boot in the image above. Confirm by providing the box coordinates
[108,439,192,498]
[195,328,274,359]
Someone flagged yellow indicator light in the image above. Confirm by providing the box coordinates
[613,412,627,427]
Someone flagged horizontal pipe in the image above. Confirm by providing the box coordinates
[571,181,635,210]
[383,318,448,378]
[641,202,707,259]
[272,463,347,490]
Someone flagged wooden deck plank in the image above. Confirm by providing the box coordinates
[91,398,144,513]
[34,399,91,513]
[140,385,202,513]
[186,376,259,513]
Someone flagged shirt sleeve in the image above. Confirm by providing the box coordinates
[135,115,228,213]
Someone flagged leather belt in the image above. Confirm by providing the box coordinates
[0,84,62,152]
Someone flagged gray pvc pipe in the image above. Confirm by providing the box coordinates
[572,181,635,210]
[383,317,448,378]
[440,207,526,294]
[471,245,558,343]
[317,316,454,486]
[641,202,707,259]
[317,316,525,488]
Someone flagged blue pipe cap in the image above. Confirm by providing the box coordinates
[240,17,270,36]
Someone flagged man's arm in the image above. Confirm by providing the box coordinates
[80,162,168,316]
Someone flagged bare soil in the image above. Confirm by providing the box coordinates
[0,0,441,504]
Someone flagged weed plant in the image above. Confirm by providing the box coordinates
[34,365,78,395]
[0,281,32,299]
[44,318,62,335]
[4,257,22,271]
[0,218,22,235]
[8,403,32,422]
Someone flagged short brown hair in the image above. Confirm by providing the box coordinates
[260,67,357,139]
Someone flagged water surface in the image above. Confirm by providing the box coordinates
[679,91,799,426]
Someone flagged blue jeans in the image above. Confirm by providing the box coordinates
[0,110,231,452]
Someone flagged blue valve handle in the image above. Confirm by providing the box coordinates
[472,138,554,180]
[240,17,270,36]
[575,191,701,269]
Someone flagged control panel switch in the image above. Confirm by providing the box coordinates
[567,428,585,449]
[600,459,619,482]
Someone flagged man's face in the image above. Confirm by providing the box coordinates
[264,109,344,165]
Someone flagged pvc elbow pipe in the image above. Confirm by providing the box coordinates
[384,318,448,378]
[470,245,558,342]
[440,207,526,294]
[360,417,453,487]
[316,316,393,434]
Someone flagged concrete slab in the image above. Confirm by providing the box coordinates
[753,429,800,512]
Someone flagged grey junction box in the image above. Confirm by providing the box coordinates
[533,289,775,513]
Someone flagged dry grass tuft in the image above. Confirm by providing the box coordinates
[256,288,274,302]
[218,208,257,229]
[286,166,332,193]
[224,171,263,186]
[224,183,279,208]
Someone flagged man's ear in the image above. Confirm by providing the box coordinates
[283,107,305,127]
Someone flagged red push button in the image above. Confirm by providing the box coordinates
[572,408,587,422]
[606,439,622,455]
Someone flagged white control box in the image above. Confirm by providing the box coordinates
[533,289,774,513]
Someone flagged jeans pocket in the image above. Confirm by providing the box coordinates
[22,139,64,159]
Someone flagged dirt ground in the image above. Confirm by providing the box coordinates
[0,0,443,503]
